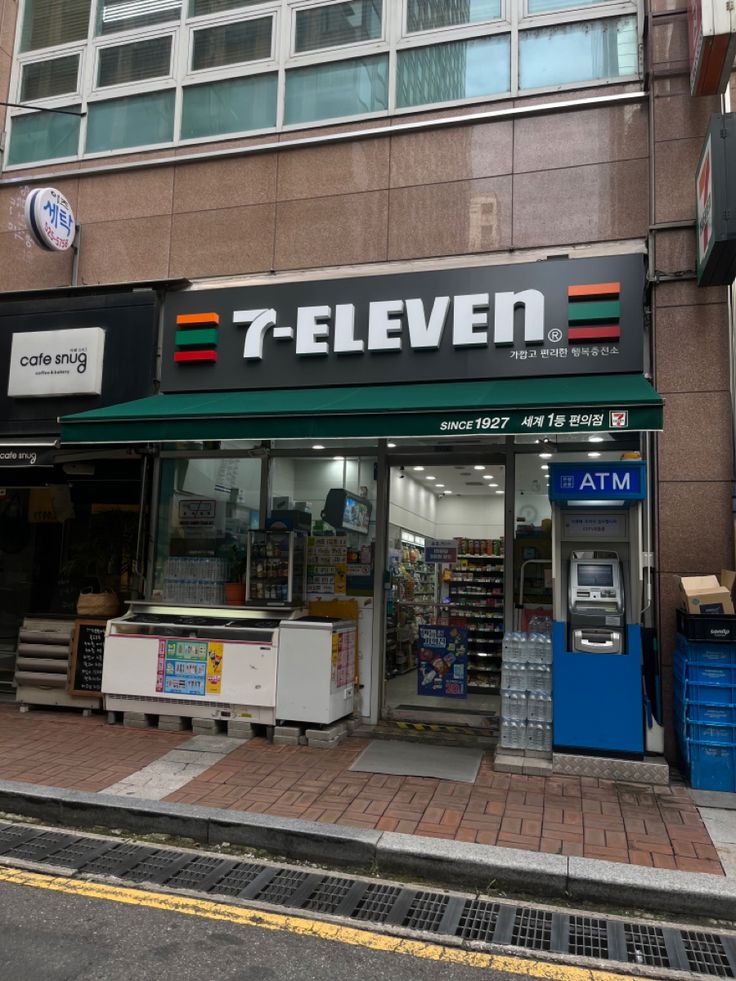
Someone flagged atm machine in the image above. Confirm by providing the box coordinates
[549,461,646,755]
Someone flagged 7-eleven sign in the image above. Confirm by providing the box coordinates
[697,134,714,281]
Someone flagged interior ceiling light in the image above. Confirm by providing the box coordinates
[539,452,552,459]
[541,464,549,470]
[312,444,325,450]
[495,489,504,494]
[489,483,498,487]
[426,476,436,481]
[333,456,344,461]
[588,436,604,443]
[387,442,397,448]
[474,465,486,470]
[436,483,445,488]
[588,451,601,458]
[444,490,453,494]
[482,474,493,480]
[413,466,424,471]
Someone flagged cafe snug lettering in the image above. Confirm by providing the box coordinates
[18,350,88,373]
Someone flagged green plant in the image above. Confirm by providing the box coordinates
[228,547,247,583]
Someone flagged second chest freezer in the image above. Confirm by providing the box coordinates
[276,617,356,725]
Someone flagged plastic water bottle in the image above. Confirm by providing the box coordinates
[502,690,527,721]
[526,722,544,751]
[501,719,520,749]
[527,692,552,723]
[502,661,527,690]
[541,722,553,752]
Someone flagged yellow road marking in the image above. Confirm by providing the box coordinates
[0,864,647,981]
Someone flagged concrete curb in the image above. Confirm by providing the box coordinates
[0,780,735,920]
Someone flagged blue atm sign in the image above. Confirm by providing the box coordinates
[548,461,646,501]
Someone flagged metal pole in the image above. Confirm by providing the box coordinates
[71,224,81,287]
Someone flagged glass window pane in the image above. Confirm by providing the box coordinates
[97,36,172,87]
[20,55,79,101]
[520,16,638,89]
[397,35,509,108]
[406,0,500,33]
[21,0,91,52]
[153,456,263,602]
[86,90,174,152]
[181,73,277,138]
[285,55,388,125]
[97,0,182,36]
[528,0,609,12]
[189,0,264,14]
[7,107,81,165]
[192,17,272,71]
[295,0,382,54]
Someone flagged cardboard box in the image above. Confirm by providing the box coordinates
[721,569,736,602]
[680,575,735,615]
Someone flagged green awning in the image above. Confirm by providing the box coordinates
[60,374,663,444]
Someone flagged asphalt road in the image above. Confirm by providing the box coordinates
[0,869,592,981]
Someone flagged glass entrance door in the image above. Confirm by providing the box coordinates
[383,460,505,728]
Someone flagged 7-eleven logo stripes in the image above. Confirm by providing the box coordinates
[567,282,621,344]
[174,312,219,364]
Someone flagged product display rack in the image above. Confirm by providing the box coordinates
[385,540,437,678]
[448,545,504,694]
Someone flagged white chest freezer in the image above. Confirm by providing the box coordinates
[276,617,356,725]
[103,602,294,724]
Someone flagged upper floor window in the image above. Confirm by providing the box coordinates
[6,0,640,168]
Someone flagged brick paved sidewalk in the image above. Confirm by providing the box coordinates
[0,704,722,875]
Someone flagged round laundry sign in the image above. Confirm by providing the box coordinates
[24,187,76,252]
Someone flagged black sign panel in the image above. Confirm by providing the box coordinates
[69,619,106,695]
[696,114,736,286]
[0,447,54,467]
[0,291,158,437]
[161,254,645,393]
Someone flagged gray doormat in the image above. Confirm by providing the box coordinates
[349,739,483,783]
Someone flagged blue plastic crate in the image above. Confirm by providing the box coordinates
[687,701,736,724]
[687,720,736,744]
[674,654,736,687]
[687,740,736,792]
[676,633,736,665]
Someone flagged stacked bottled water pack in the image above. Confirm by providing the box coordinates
[163,557,227,605]
[500,625,552,752]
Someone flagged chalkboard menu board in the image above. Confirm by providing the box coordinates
[69,619,107,696]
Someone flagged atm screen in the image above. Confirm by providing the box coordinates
[577,564,614,587]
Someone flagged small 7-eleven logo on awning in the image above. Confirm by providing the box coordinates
[567,282,621,343]
[174,313,219,363]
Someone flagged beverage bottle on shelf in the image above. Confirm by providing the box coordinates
[541,722,553,752]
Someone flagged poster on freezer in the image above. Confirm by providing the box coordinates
[156,639,223,696]
[417,625,468,699]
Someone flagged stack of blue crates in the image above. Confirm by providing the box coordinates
[674,611,736,792]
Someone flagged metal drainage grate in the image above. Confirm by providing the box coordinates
[456,899,500,942]
[682,931,734,978]
[302,875,353,915]
[353,883,402,922]
[1,820,736,979]
[403,891,450,933]
[2,831,76,863]
[569,916,608,960]
[257,869,310,906]
[625,924,671,969]
[165,856,237,893]
[512,908,553,952]
[80,843,156,878]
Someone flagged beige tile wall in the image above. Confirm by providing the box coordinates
[650,5,733,759]
[0,96,652,286]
